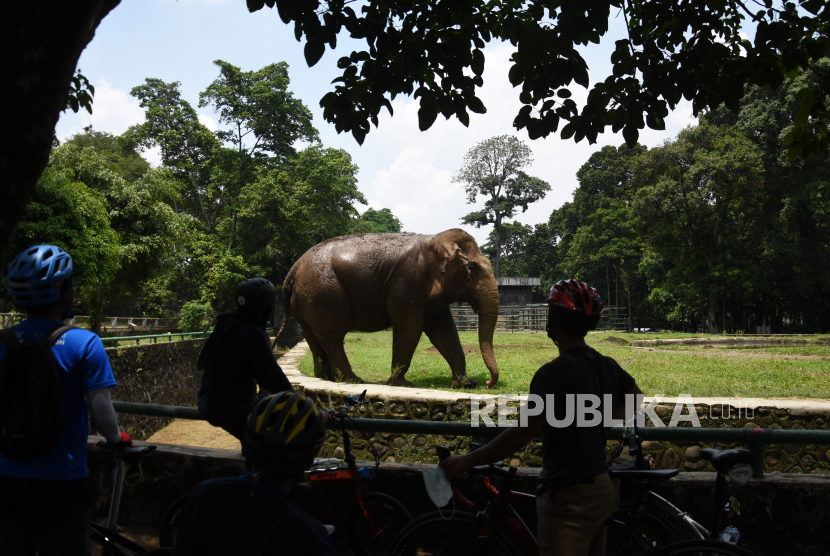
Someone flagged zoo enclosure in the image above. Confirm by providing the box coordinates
[450,305,629,332]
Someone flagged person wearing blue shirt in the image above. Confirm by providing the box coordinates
[0,245,131,556]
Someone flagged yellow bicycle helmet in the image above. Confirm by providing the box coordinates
[242,391,325,473]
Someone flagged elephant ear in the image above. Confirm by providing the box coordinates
[429,238,471,300]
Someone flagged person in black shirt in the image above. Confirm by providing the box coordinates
[174,391,332,556]
[197,278,293,441]
[442,279,642,556]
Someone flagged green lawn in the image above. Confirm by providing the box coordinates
[297,330,830,398]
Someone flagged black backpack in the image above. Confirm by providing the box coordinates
[0,324,80,461]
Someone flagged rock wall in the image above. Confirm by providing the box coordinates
[86,437,830,556]
[104,339,205,440]
[271,297,304,348]
[294,390,830,475]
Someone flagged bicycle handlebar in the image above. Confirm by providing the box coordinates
[96,440,157,462]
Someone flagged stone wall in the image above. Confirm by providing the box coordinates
[271,297,304,348]
[87,437,830,556]
[293,389,830,475]
[104,339,205,440]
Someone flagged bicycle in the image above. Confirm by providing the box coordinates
[158,390,411,556]
[304,389,412,556]
[90,439,169,555]
[607,412,757,554]
[387,444,759,556]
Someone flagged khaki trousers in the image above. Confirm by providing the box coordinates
[536,472,620,556]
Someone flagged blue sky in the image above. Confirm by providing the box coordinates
[57,0,702,247]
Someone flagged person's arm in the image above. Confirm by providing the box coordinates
[86,387,122,444]
[613,385,643,420]
[441,413,545,479]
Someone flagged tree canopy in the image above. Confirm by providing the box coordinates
[491,64,830,332]
[248,0,830,159]
[3,61,369,329]
[454,135,550,278]
[360,208,403,233]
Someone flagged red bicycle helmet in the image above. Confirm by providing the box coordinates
[547,279,604,333]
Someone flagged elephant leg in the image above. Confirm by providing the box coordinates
[318,335,364,384]
[301,324,333,381]
[424,308,477,389]
[386,319,424,387]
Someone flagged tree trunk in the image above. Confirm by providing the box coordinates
[625,273,632,333]
[606,262,610,306]
[707,292,719,333]
[1,1,121,271]
[493,215,502,278]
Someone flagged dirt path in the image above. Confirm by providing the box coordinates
[147,419,240,450]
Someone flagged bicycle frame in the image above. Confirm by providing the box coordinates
[91,442,157,555]
[304,396,384,538]
[450,468,539,556]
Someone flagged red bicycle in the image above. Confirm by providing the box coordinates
[387,444,539,556]
[304,390,412,556]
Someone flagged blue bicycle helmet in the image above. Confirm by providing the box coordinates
[7,245,73,307]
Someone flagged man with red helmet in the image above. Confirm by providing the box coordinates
[442,279,642,556]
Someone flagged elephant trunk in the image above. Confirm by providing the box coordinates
[474,278,500,388]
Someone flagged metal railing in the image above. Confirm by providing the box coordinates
[450,305,629,332]
[101,331,209,347]
[110,401,830,478]
[0,313,179,331]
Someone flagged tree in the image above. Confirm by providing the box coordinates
[8,144,121,331]
[2,1,120,272]
[704,59,830,332]
[237,145,366,274]
[360,208,403,233]
[454,135,549,278]
[481,221,533,277]
[198,60,318,250]
[632,124,765,333]
[5,1,829,274]
[565,144,647,330]
[65,126,150,182]
[249,0,830,157]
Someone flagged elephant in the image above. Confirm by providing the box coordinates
[273,229,500,388]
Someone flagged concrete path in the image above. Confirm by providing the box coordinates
[280,340,830,411]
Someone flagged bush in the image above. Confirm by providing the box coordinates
[178,301,214,332]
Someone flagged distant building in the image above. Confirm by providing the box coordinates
[497,277,541,306]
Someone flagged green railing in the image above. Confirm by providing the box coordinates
[111,401,830,478]
[101,331,209,347]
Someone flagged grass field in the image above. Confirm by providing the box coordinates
[297,331,830,398]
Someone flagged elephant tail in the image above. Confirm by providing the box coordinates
[272,268,296,350]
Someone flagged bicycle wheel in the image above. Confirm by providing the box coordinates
[606,508,675,555]
[657,539,759,556]
[387,510,520,556]
[346,492,412,556]
[158,494,190,548]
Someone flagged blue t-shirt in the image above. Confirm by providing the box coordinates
[0,319,117,480]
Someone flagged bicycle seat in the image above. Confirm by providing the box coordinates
[700,448,752,472]
[97,440,157,463]
[609,468,679,483]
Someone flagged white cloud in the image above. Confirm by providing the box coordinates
[198,114,218,132]
[58,78,145,140]
[56,78,164,166]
